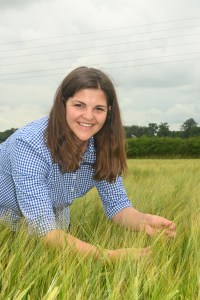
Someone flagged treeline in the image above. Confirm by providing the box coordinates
[0,128,17,143]
[124,118,200,138]
[125,118,200,158]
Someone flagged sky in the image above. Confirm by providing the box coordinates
[0,0,200,131]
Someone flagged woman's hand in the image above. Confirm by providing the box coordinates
[142,214,176,238]
[43,230,151,264]
[112,208,176,238]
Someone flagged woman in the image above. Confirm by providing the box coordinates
[0,67,176,261]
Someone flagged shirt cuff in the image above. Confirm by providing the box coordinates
[27,217,57,237]
[106,201,133,219]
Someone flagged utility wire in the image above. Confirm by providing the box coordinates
[1,56,200,81]
[0,16,200,46]
[1,23,200,53]
[1,17,199,81]
[0,50,199,77]
[107,56,200,69]
[1,40,200,68]
[1,31,200,60]
[1,54,199,81]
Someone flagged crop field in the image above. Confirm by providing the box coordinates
[0,159,199,299]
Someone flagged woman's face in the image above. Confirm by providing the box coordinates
[66,88,109,147]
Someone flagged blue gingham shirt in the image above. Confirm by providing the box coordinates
[0,116,132,236]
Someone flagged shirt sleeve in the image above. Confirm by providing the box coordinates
[95,175,133,219]
[10,138,57,236]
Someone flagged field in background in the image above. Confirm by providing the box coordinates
[0,159,199,299]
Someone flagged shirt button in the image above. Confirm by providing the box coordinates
[71,187,74,192]
[73,175,76,180]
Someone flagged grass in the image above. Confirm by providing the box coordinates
[0,159,199,299]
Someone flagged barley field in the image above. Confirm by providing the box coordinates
[0,159,199,299]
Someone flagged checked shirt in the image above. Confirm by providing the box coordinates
[0,117,132,236]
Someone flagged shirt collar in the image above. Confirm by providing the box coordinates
[82,137,96,164]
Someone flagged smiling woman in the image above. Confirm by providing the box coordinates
[0,66,176,263]
[66,89,109,153]
[46,66,126,182]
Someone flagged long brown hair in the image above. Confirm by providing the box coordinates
[46,66,127,182]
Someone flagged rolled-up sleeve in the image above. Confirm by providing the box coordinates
[10,138,56,236]
[95,175,133,219]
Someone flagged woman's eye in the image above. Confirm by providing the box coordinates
[95,107,106,112]
[74,104,84,108]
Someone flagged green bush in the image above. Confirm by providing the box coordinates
[126,137,200,158]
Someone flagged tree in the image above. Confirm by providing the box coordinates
[157,122,170,137]
[147,123,158,136]
[189,126,200,137]
[181,118,198,138]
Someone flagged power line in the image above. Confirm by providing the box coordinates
[1,23,200,53]
[1,17,199,82]
[0,54,199,81]
[0,50,199,77]
[1,23,200,54]
[0,16,200,46]
[1,31,200,60]
[1,40,200,68]
[107,56,200,70]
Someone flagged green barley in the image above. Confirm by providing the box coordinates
[0,159,199,299]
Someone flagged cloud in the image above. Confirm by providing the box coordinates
[0,0,40,10]
[0,0,200,131]
[0,104,45,131]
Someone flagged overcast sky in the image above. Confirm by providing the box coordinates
[0,0,200,131]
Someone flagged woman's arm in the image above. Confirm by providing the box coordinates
[43,229,151,262]
[111,207,176,238]
[43,229,101,259]
[96,177,176,238]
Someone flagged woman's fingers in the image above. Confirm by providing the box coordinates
[143,215,176,238]
[144,222,176,238]
[164,228,176,238]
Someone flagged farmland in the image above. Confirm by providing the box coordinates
[0,159,199,299]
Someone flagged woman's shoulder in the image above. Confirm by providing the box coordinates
[16,116,48,143]
[4,116,51,159]
[1,116,47,143]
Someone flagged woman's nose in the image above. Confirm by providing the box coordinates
[82,109,94,120]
